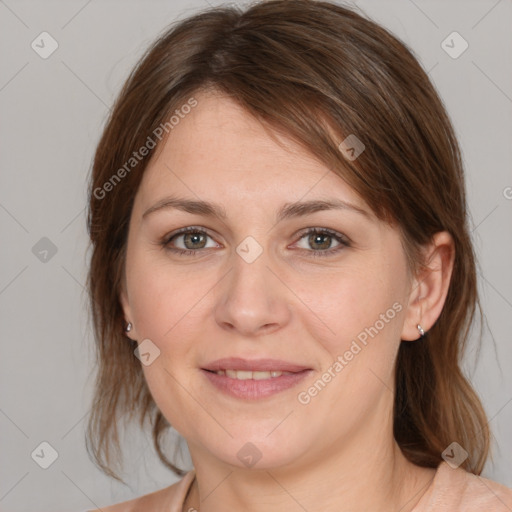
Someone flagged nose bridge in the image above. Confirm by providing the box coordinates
[213,235,291,336]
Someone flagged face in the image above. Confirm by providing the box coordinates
[120,89,415,471]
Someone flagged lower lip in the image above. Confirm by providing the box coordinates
[201,369,312,399]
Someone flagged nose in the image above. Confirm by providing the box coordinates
[213,246,292,338]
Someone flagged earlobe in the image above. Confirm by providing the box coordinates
[401,231,455,341]
[119,280,137,339]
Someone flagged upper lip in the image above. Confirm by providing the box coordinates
[202,357,311,373]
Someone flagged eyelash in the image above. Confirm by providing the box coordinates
[161,226,350,258]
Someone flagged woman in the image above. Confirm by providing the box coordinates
[84,1,512,510]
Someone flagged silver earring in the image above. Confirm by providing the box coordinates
[125,322,132,333]
[417,324,425,337]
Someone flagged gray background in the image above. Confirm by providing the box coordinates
[0,0,511,510]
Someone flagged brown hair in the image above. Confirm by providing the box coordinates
[85,0,489,482]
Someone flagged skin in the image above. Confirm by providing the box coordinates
[116,88,455,512]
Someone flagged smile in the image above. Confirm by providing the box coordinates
[202,369,311,399]
[212,369,294,379]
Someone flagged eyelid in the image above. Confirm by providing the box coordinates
[290,227,351,258]
[292,226,351,245]
[162,226,221,247]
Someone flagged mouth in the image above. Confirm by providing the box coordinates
[206,369,295,380]
[202,357,311,373]
[201,357,312,399]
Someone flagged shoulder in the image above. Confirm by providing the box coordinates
[416,462,512,511]
[86,470,195,512]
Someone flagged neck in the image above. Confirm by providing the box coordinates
[184,397,436,512]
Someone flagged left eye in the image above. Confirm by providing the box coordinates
[295,229,343,250]
[162,227,349,257]
[292,228,349,257]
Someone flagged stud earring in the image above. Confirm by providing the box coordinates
[125,322,132,333]
[417,324,425,337]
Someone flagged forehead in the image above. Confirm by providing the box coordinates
[134,90,367,213]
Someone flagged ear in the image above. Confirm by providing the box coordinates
[120,275,139,340]
[401,231,455,341]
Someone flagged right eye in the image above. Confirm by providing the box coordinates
[162,226,221,256]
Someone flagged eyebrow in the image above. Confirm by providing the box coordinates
[142,195,370,222]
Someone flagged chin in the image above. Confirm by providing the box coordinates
[201,432,309,471]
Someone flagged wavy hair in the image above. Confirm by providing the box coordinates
[85,0,489,482]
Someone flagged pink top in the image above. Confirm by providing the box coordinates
[411,462,512,511]
[90,461,512,511]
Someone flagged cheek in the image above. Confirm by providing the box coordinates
[127,259,213,432]
[294,263,404,356]
[127,250,213,342]
[292,268,406,420]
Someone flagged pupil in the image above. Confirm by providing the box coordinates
[310,233,330,250]
[185,232,205,249]
[182,232,333,251]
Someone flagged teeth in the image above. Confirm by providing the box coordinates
[215,370,292,379]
